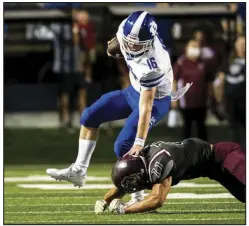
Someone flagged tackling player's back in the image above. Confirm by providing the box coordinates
[141,138,213,187]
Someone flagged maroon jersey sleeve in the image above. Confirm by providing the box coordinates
[147,148,174,184]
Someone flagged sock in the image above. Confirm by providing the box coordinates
[73,139,96,175]
[131,190,144,201]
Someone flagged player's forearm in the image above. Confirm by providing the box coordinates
[125,177,172,214]
[136,105,152,140]
[136,88,156,140]
[104,187,125,204]
[125,194,162,214]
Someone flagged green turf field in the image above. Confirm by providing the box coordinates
[4,164,245,224]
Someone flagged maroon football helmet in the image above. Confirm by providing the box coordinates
[111,155,148,193]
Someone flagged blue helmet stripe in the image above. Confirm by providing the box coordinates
[130,11,148,36]
[123,11,144,37]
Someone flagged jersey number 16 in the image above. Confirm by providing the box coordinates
[147,57,158,70]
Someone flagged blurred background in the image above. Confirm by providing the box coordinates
[4,2,246,165]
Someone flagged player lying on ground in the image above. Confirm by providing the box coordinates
[46,10,191,204]
[94,138,245,214]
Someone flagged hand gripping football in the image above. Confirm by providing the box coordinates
[107,37,123,59]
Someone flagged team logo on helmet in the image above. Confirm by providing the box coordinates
[149,21,157,36]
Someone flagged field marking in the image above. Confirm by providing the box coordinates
[4,196,100,200]
[5,175,221,188]
[5,175,110,182]
[5,208,245,215]
[4,190,106,195]
[4,217,245,224]
[15,182,221,190]
[5,201,241,207]
[18,183,114,190]
[4,193,235,200]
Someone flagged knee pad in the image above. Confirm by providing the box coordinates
[114,140,131,158]
[80,107,99,128]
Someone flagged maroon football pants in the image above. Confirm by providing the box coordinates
[213,142,245,203]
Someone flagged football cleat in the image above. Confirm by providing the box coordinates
[46,164,86,187]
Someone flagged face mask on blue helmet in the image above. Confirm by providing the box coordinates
[122,11,157,58]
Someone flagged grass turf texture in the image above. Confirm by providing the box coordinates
[4,164,245,224]
[4,126,233,164]
[4,127,244,224]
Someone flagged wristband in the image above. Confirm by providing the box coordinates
[134,138,145,147]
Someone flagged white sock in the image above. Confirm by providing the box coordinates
[131,190,144,201]
[73,139,96,175]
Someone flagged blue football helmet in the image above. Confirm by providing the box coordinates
[122,11,158,58]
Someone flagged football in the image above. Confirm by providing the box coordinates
[107,37,123,59]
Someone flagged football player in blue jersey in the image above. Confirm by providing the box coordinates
[47,11,191,204]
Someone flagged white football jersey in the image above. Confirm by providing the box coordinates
[116,19,173,99]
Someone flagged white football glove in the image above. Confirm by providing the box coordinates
[94,200,108,214]
[109,199,126,214]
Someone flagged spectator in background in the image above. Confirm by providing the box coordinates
[50,10,86,132]
[193,28,227,121]
[172,40,213,140]
[214,35,245,148]
[193,28,222,78]
[42,2,81,9]
[75,10,96,83]
[222,3,246,36]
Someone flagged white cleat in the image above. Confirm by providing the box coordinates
[46,164,86,187]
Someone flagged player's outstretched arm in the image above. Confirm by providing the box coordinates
[137,87,157,139]
[126,87,157,156]
[124,176,172,214]
[104,186,126,204]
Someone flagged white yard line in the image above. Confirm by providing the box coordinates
[6,211,91,214]
[5,176,220,189]
[4,190,105,195]
[5,201,240,207]
[5,208,244,215]
[4,196,101,199]
[5,175,110,182]
[15,182,221,190]
[4,193,235,200]
[4,217,245,224]
[17,183,114,190]
[5,176,220,188]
